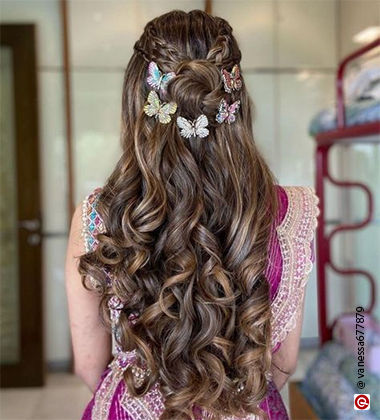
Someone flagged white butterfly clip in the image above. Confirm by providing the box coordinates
[147,61,176,95]
[177,115,209,139]
[143,90,177,124]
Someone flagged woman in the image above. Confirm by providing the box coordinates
[65,9,319,420]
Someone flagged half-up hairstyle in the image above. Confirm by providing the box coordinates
[79,9,279,420]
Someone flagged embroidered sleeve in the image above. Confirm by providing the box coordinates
[81,187,106,252]
[270,186,320,349]
[80,187,107,289]
[81,187,125,356]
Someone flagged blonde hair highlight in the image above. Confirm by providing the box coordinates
[79,9,279,420]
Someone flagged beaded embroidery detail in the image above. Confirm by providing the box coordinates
[92,367,122,420]
[108,295,125,354]
[270,186,320,348]
[81,187,105,253]
[120,381,166,419]
[81,187,107,290]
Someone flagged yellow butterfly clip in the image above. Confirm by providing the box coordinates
[143,90,177,124]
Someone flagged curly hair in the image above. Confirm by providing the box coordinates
[79,9,279,420]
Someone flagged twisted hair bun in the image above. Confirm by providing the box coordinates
[166,60,224,123]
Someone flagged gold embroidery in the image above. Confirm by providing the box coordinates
[271,186,320,348]
[81,188,105,289]
[92,367,123,420]
[120,382,166,420]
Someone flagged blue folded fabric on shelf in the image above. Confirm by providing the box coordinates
[300,341,378,419]
[309,98,380,136]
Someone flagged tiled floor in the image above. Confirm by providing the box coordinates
[0,374,92,420]
[0,349,318,420]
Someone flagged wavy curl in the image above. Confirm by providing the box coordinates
[79,9,279,420]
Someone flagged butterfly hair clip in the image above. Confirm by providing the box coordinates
[143,90,177,124]
[216,99,241,125]
[221,64,242,93]
[177,115,209,139]
[147,61,176,95]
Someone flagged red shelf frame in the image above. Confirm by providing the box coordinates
[314,38,380,344]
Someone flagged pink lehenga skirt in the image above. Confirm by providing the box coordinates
[81,352,289,420]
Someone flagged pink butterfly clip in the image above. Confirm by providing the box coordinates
[221,64,242,93]
[216,99,241,124]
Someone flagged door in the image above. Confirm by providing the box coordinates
[0,24,44,387]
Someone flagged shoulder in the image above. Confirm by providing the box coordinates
[267,185,320,278]
[275,185,320,246]
[81,186,106,253]
[275,185,319,226]
[66,186,105,262]
[270,185,320,348]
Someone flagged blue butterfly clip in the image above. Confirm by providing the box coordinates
[146,61,176,95]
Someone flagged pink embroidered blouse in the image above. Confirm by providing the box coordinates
[80,185,320,420]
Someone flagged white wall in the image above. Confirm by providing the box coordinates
[1,0,378,364]
[0,0,69,365]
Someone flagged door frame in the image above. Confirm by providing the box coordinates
[0,24,44,387]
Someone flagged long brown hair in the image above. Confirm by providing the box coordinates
[79,9,278,420]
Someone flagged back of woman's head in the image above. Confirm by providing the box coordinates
[80,9,279,420]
